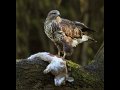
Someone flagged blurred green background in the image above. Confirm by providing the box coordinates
[16,0,104,65]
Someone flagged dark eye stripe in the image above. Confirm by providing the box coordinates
[48,13,56,16]
[51,12,56,14]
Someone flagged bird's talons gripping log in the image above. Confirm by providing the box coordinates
[16,43,104,88]
[27,52,74,86]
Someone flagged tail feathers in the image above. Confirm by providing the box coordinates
[88,36,97,42]
[77,35,97,44]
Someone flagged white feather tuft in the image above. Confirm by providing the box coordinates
[77,35,89,43]
[71,39,79,47]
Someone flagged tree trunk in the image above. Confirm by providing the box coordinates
[16,43,104,90]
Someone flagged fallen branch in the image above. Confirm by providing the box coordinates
[16,43,104,90]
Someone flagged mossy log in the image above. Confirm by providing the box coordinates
[16,43,104,90]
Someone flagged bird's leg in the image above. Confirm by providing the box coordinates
[57,45,61,56]
[62,52,66,59]
[54,42,61,56]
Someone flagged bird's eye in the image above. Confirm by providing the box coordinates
[51,13,56,14]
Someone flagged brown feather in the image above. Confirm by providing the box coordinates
[57,19,82,39]
[44,10,96,58]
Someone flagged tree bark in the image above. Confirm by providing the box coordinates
[16,43,104,90]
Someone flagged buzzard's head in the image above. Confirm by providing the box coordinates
[46,10,60,20]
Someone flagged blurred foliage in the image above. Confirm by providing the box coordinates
[16,0,104,65]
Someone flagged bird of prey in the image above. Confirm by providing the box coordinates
[44,10,96,59]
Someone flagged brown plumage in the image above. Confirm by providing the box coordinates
[44,10,96,59]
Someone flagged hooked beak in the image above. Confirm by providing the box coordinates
[57,11,60,17]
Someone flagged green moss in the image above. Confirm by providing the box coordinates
[67,60,81,69]
[66,60,103,87]
[67,60,82,80]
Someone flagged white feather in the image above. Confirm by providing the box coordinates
[77,35,89,43]
[28,52,52,62]
[54,76,65,86]
[71,39,79,47]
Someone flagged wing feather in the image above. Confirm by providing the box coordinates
[59,19,82,38]
[74,21,95,32]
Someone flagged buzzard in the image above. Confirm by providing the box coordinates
[44,10,96,59]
